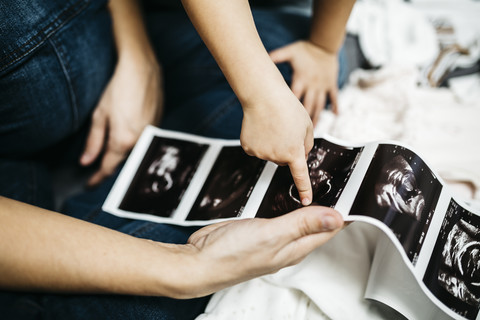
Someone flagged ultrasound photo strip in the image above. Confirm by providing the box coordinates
[103,125,480,320]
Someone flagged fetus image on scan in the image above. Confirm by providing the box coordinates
[256,139,362,219]
[119,137,208,217]
[374,155,426,221]
[438,218,480,306]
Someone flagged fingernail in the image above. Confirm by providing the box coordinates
[302,197,311,206]
[322,215,340,231]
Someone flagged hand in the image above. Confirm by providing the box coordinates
[269,40,339,126]
[240,88,314,205]
[80,56,163,186]
[186,206,343,296]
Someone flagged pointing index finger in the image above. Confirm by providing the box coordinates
[289,155,312,206]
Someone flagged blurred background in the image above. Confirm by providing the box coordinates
[313,0,480,208]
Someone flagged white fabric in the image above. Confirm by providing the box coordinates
[346,0,439,68]
[316,65,480,202]
[411,0,480,52]
[266,223,387,320]
[197,223,387,320]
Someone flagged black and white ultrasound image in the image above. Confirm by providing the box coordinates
[256,138,362,219]
[349,144,442,262]
[119,136,208,217]
[186,146,266,221]
[423,199,480,320]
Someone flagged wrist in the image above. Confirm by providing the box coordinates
[234,60,291,110]
[306,38,338,56]
[156,243,243,299]
[147,242,217,299]
[117,42,158,68]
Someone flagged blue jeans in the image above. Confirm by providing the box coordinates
[0,2,348,319]
[0,0,115,209]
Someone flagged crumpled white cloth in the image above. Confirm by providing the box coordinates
[346,0,439,68]
[196,223,389,320]
[411,0,480,54]
[316,65,480,202]
[195,65,480,320]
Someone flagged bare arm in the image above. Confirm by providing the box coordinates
[0,196,342,298]
[80,0,162,186]
[310,0,355,54]
[181,0,315,206]
[0,197,189,296]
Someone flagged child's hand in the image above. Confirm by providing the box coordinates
[270,40,339,126]
[80,55,163,186]
[240,88,314,205]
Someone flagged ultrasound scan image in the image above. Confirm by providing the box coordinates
[350,144,442,262]
[424,199,480,320]
[256,138,362,219]
[186,146,266,221]
[119,136,208,217]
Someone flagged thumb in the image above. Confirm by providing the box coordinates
[289,206,344,238]
[80,108,107,166]
[275,206,344,260]
[269,45,293,64]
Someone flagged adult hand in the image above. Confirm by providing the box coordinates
[80,57,163,186]
[186,206,343,297]
[0,198,341,298]
[269,40,339,126]
[240,89,314,205]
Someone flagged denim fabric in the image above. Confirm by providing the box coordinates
[0,0,114,157]
[0,159,54,209]
[151,8,348,139]
[0,292,209,320]
[0,0,115,208]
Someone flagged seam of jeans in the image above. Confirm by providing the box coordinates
[0,0,90,73]
[130,222,157,238]
[80,204,102,222]
[19,296,45,315]
[48,37,78,130]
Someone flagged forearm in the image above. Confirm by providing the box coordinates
[0,197,195,298]
[108,0,157,65]
[0,197,344,299]
[309,0,356,54]
[80,0,163,186]
[181,0,288,106]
